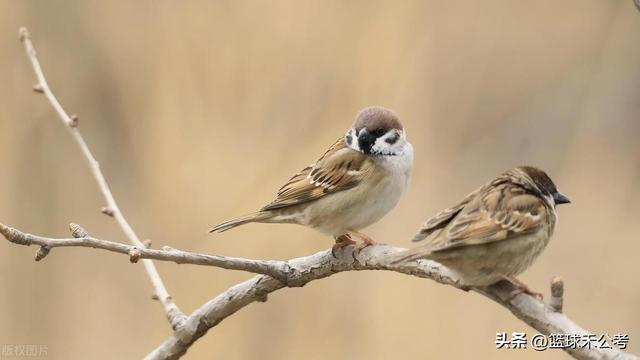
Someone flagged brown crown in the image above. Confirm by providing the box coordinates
[353,106,403,132]
[517,166,558,195]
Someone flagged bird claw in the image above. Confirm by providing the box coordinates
[353,238,373,253]
[509,288,544,301]
[331,234,356,258]
[348,230,375,254]
[331,232,375,258]
[506,277,544,301]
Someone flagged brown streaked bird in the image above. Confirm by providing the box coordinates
[210,106,414,253]
[389,166,570,297]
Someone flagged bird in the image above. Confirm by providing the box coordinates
[388,166,570,298]
[209,106,414,253]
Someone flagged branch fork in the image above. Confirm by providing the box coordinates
[18,26,184,330]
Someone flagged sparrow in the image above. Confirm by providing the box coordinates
[389,166,570,297]
[210,106,414,252]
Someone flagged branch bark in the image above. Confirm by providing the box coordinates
[147,252,640,360]
[10,27,640,360]
[18,27,184,329]
[0,223,290,282]
[1,223,637,360]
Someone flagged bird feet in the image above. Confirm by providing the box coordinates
[506,277,543,300]
[331,231,376,257]
[349,230,375,252]
[332,234,357,257]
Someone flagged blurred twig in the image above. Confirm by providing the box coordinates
[635,0,640,12]
[18,27,185,329]
[9,27,639,360]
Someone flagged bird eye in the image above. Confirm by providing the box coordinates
[373,128,386,137]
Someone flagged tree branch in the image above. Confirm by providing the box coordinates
[18,27,184,329]
[146,248,638,360]
[0,222,290,282]
[1,222,637,360]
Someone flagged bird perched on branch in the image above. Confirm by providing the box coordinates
[210,106,414,253]
[389,166,570,298]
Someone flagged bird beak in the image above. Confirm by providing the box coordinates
[553,192,571,205]
[357,129,376,154]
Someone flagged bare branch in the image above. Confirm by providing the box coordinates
[1,222,636,360]
[18,27,184,329]
[0,223,290,281]
[145,246,638,360]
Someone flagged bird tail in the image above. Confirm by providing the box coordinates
[386,247,431,265]
[209,212,271,233]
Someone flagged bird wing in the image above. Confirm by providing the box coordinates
[419,182,548,252]
[412,188,481,242]
[261,137,374,211]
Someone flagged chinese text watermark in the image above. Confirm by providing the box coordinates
[1,344,48,358]
[496,332,629,351]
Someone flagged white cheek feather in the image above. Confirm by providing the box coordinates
[345,129,361,152]
[371,130,407,156]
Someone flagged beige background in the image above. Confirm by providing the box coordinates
[1,1,639,359]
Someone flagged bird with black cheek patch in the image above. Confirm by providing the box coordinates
[389,166,570,298]
[210,106,414,254]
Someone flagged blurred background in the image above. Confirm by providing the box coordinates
[1,1,639,359]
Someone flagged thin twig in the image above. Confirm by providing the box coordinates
[0,223,290,282]
[18,27,185,329]
[550,276,564,312]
